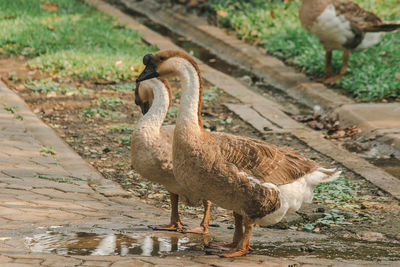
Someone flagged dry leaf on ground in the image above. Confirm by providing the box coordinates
[41,2,58,11]
[216,10,228,17]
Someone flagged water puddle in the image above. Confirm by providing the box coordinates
[25,231,205,256]
[23,227,400,260]
[368,157,400,180]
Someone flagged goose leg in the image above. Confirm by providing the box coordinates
[149,193,184,231]
[217,216,254,258]
[183,200,211,234]
[317,49,333,82]
[207,212,243,249]
[325,50,350,84]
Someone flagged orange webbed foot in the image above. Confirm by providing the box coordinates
[216,248,250,258]
[181,226,208,235]
[149,221,184,232]
[324,74,344,84]
[206,241,237,250]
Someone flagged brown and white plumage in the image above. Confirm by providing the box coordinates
[299,0,400,83]
[136,50,340,257]
[131,78,211,233]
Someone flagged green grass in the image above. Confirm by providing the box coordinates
[167,106,179,118]
[95,97,125,108]
[203,85,220,102]
[109,124,133,133]
[79,107,115,118]
[105,83,136,92]
[313,177,359,207]
[206,0,400,100]
[3,104,18,114]
[0,0,156,81]
[116,135,131,145]
[40,145,56,155]
[25,78,90,94]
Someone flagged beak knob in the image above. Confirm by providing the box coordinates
[143,54,153,66]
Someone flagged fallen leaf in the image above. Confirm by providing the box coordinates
[253,38,261,46]
[270,10,275,19]
[41,2,58,11]
[47,91,57,98]
[16,84,25,91]
[115,60,123,66]
[47,25,54,31]
[396,73,400,80]
[217,10,228,17]
[0,237,11,241]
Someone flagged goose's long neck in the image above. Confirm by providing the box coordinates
[176,60,203,132]
[135,83,169,137]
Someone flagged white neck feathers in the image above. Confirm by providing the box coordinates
[135,80,169,137]
[173,58,201,132]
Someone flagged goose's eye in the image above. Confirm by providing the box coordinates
[160,56,166,61]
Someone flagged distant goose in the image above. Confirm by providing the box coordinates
[299,0,400,83]
[137,49,340,257]
[132,78,211,234]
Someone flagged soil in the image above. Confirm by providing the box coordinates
[2,54,400,260]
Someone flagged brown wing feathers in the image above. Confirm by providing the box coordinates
[215,133,318,186]
[333,0,400,32]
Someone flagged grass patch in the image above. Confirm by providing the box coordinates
[167,106,179,118]
[109,124,133,133]
[203,85,220,102]
[25,79,89,95]
[116,135,131,145]
[297,177,370,229]
[105,83,136,92]
[206,0,400,100]
[3,104,18,114]
[95,97,125,108]
[79,107,116,118]
[313,176,359,208]
[0,0,156,82]
[40,145,56,155]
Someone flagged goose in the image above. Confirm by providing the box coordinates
[299,0,400,83]
[136,49,341,257]
[132,78,211,234]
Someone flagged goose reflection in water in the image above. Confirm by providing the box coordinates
[26,231,201,256]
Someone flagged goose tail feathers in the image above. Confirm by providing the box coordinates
[305,168,341,186]
[365,21,400,32]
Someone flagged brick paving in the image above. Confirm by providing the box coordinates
[0,67,399,265]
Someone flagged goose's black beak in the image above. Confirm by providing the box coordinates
[134,81,150,115]
[136,54,159,82]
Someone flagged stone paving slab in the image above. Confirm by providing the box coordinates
[335,103,400,150]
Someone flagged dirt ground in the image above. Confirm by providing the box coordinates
[2,56,400,260]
